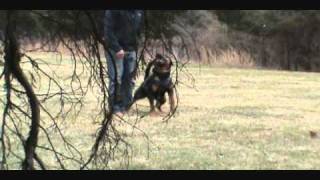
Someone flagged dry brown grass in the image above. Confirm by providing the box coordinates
[199,47,256,68]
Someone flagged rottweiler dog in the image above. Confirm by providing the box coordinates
[128,54,176,116]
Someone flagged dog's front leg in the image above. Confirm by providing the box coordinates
[148,97,155,111]
[148,97,158,116]
[168,88,176,114]
[156,95,167,115]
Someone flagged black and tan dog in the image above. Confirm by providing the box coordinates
[128,54,176,116]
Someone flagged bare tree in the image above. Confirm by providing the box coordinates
[0,10,195,170]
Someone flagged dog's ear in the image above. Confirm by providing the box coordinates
[167,57,173,66]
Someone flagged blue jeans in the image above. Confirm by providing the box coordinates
[106,50,137,113]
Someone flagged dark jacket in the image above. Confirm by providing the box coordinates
[104,10,144,52]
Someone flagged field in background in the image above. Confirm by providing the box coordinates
[1,53,320,169]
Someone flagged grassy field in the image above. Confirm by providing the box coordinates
[114,66,320,170]
[2,55,320,169]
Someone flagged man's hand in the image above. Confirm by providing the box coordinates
[116,49,125,60]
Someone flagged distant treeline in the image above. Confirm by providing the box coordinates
[1,10,320,72]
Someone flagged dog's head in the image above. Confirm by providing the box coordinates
[153,54,173,73]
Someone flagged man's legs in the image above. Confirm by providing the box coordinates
[106,49,124,114]
[122,51,137,111]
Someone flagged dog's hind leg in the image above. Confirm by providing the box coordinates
[126,87,147,111]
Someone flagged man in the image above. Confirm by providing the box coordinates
[104,10,144,117]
